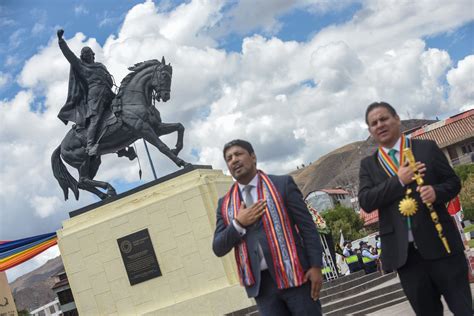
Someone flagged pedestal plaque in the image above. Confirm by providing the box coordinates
[118,229,162,285]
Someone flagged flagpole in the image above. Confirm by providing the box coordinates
[143,140,157,180]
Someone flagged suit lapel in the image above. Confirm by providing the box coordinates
[371,152,392,182]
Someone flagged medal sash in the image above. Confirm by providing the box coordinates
[377,136,411,177]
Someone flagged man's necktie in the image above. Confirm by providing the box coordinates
[388,149,399,167]
[243,184,265,265]
[243,185,254,207]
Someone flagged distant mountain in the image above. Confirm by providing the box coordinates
[9,256,64,312]
[291,119,436,197]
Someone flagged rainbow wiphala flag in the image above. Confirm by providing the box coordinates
[0,232,57,271]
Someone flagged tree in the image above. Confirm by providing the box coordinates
[454,164,474,221]
[321,205,365,242]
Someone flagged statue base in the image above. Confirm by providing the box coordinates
[57,167,254,315]
[0,272,18,316]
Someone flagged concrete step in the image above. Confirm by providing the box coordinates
[227,305,258,316]
[231,271,401,316]
[245,309,259,316]
[323,279,402,314]
[351,296,408,315]
[322,270,365,289]
[325,288,406,315]
[321,271,384,297]
[321,272,398,306]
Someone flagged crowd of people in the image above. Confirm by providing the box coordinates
[342,239,381,274]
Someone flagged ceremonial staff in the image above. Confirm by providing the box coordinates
[401,148,451,253]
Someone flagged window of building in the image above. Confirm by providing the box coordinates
[462,143,473,154]
[58,288,75,305]
[63,309,79,316]
[49,305,56,313]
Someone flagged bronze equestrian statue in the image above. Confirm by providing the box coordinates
[51,29,188,201]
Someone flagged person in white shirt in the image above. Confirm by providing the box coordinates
[342,241,354,257]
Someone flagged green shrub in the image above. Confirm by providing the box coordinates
[454,164,474,183]
[321,205,365,242]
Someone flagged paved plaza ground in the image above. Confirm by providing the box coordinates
[368,282,474,315]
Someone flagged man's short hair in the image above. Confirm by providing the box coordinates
[223,139,254,157]
[365,101,398,124]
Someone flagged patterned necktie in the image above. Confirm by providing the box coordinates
[388,149,399,167]
[242,185,254,207]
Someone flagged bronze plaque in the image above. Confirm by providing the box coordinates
[117,229,162,285]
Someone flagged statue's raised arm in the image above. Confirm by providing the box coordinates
[57,29,82,69]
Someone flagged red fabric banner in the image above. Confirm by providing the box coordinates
[447,196,461,215]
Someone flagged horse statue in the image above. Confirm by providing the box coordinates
[51,58,189,201]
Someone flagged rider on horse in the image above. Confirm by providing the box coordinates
[52,33,187,201]
[57,29,115,156]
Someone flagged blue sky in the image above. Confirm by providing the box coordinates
[1,0,473,281]
[1,0,143,98]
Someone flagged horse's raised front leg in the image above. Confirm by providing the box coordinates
[79,177,117,200]
[151,122,184,156]
[77,157,117,200]
[141,122,189,167]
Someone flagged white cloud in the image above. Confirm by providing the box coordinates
[8,29,25,49]
[0,17,15,27]
[74,4,89,16]
[216,0,296,36]
[98,11,116,28]
[30,195,63,218]
[310,41,363,92]
[447,55,474,109]
[0,72,10,88]
[5,55,18,67]
[31,23,46,35]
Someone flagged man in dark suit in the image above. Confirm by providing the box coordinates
[359,102,472,315]
[212,139,323,316]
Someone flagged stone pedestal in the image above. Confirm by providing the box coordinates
[0,271,17,316]
[57,168,254,315]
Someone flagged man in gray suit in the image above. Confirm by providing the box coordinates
[212,139,323,316]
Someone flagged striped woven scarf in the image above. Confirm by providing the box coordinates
[221,170,305,289]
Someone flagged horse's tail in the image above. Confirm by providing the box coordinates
[51,145,79,201]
